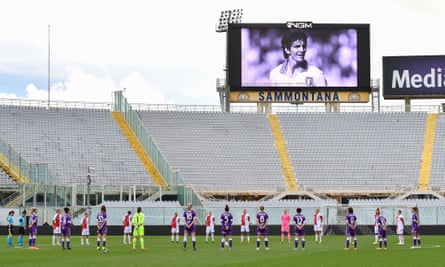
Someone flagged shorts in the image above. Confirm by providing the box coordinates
[123,226,132,234]
[257,227,268,236]
[61,227,71,237]
[374,225,379,234]
[281,225,290,232]
[18,226,25,235]
[97,226,107,235]
[171,227,179,234]
[133,225,145,236]
[396,227,404,235]
[206,225,215,234]
[81,228,90,236]
[294,228,305,236]
[241,225,250,233]
[378,230,387,239]
[346,228,356,237]
[53,226,61,234]
[184,224,196,234]
[222,225,232,236]
[314,224,323,232]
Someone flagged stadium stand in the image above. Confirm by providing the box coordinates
[278,112,428,194]
[136,110,285,194]
[0,105,155,186]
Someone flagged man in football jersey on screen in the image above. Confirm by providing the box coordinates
[269,29,327,87]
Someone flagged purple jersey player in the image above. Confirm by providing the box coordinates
[344,207,358,251]
[411,207,421,249]
[220,204,233,250]
[28,207,39,249]
[293,207,306,250]
[96,205,108,252]
[256,205,269,250]
[183,203,197,251]
[376,210,387,250]
[61,207,72,250]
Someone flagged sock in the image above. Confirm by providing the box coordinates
[295,239,299,248]
[18,236,23,246]
[256,239,260,248]
[140,238,145,248]
[192,237,196,249]
[97,238,100,247]
[265,238,269,248]
[384,240,387,248]
[133,237,136,249]
[346,239,350,248]
[379,240,382,248]
[413,238,417,246]
[302,239,305,248]
[102,238,106,248]
[417,238,421,247]
[62,240,65,249]
[221,239,225,248]
[354,239,357,248]
[281,233,284,242]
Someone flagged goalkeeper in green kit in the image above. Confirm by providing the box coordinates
[132,207,146,250]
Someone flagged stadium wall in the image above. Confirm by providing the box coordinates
[0,225,442,236]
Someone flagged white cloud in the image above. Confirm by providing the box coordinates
[23,66,168,104]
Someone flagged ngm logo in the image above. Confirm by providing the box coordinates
[286,21,313,29]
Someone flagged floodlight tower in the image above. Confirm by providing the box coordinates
[215,9,243,112]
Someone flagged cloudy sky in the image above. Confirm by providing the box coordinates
[0,0,444,106]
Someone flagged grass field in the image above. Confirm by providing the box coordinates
[1,234,443,267]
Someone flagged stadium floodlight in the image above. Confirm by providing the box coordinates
[215,9,243,112]
[215,9,243,33]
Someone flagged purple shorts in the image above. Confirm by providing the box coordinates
[222,226,232,236]
[257,226,268,236]
[184,224,196,234]
[346,227,356,237]
[62,227,71,237]
[97,226,107,235]
[294,227,305,236]
[378,230,387,238]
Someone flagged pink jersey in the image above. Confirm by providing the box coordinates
[281,213,291,227]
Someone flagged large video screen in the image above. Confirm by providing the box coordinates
[227,23,370,91]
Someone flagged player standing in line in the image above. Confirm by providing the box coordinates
[171,212,180,243]
[96,205,108,252]
[256,205,269,251]
[132,207,146,251]
[52,208,62,246]
[183,203,197,251]
[220,204,234,250]
[60,207,72,250]
[411,207,421,249]
[205,210,216,243]
[17,210,26,247]
[373,208,380,244]
[395,210,405,245]
[344,207,358,251]
[123,210,132,245]
[376,209,388,250]
[28,207,38,250]
[240,209,250,243]
[314,208,323,243]
[280,209,291,244]
[80,212,90,245]
[293,207,306,251]
[7,210,14,247]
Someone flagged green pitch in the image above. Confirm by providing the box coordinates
[1,235,443,267]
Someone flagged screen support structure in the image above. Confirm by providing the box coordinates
[215,9,243,112]
[371,78,380,113]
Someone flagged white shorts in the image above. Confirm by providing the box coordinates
[396,228,404,235]
[81,228,90,236]
[374,225,379,234]
[171,227,179,234]
[123,226,132,234]
[206,225,215,234]
[53,226,61,234]
[314,224,323,232]
[241,225,250,233]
